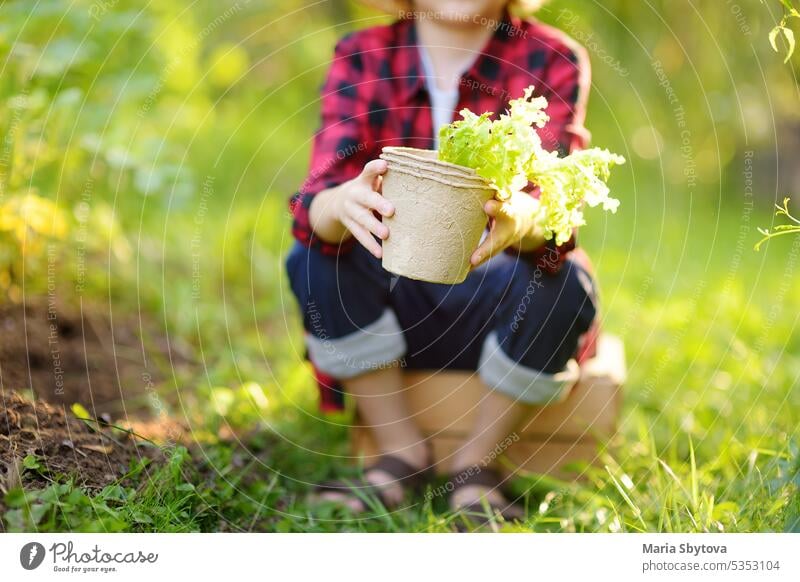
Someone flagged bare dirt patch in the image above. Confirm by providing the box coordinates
[0,300,176,417]
[0,391,162,495]
[0,300,188,520]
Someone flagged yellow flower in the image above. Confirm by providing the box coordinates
[0,192,68,242]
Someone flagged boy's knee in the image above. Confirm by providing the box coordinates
[285,243,350,301]
[284,242,392,336]
[286,242,384,290]
[284,242,307,282]
[509,258,596,332]
[495,258,596,371]
[284,245,406,377]
[285,243,331,285]
[285,243,348,319]
[563,261,597,332]
[479,260,596,404]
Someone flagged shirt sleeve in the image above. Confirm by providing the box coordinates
[509,39,591,274]
[289,35,370,255]
[540,40,591,156]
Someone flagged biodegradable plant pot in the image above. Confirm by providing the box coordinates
[379,147,494,284]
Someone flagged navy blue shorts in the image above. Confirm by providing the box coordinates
[285,242,597,404]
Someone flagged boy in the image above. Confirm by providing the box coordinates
[286,0,597,519]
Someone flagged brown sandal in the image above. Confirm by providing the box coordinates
[314,454,435,512]
[449,465,525,526]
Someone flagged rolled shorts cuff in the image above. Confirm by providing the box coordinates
[478,332,580,404]
[305,309,407,379]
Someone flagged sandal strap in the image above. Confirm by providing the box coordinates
[449,466,526,525]
[449,465,502,491]
[313,451,435,509]
[372,454,431,489]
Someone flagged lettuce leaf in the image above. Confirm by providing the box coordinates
[438,86,624,245]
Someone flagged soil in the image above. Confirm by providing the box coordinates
[0,300,188,507]
[0,300,177,417]
[0,391,162,495]
[0,300,281,530]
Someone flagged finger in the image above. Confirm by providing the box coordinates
[372,174,383,194]
[359,159,387,183]
[471,229,510,267]
[353,187,394,217]
[352,205,389,240]
[343,217,383,258]
[484,199,502,217]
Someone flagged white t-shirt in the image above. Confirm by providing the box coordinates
[417,45,476,149]
[418,45,489,246]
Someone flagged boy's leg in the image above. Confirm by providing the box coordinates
[478,255,597,404]
[449,389,528,510]
[449,254,597,509]
[285,242,401,376]
[341,367,428,506]
[285,243,428,507]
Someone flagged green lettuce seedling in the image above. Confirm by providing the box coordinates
[439,86,625,245]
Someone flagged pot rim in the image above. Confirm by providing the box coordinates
[384,164,494,191]
[380,148,494,191]
[382,158,491,190]
[381,146,483,178]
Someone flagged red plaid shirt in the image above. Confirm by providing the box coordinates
[290,13,596,411]
[290,12,591,268]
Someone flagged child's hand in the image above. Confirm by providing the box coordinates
[335,160,394,257]
[470,191,545,267]
[309,160,395,258]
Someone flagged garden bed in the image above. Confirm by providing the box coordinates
[0,301,166,416]
[0,301,187,523]
[0,391,163,498]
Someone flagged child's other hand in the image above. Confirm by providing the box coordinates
[470,192,545,267]
[335,159,394,258]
